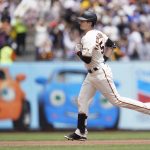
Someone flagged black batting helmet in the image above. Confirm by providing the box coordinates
[77,10,97,25]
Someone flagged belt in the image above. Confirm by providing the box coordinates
[88,67,99,73]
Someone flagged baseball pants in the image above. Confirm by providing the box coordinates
[78,63,150,115]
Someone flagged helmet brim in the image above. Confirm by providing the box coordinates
[77,17,89,21]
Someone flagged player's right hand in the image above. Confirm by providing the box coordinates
[75,44,82,53]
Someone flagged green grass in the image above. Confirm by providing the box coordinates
[0,131,150,150]
[0,145,150,150]
[0,131,150,141]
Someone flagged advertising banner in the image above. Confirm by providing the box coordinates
[114,62,150,130]
[0,61,150,130]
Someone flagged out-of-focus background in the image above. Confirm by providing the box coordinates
[0,0,150,131]
[0,0,150,62]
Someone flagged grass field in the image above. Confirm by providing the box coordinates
[0,131,150,150]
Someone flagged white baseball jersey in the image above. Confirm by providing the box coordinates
[80,29,108,70]
[77,29,150,117]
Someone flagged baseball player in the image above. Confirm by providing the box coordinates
[64,10,150,141]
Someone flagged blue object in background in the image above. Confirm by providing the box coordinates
[36,67,120,130]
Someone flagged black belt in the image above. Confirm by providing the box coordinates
[88,67,99,73]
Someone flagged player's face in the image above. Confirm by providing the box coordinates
[79,20,92,31]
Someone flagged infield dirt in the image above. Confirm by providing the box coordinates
[1,140,150,147]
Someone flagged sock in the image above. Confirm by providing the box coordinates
[77,113,87,134]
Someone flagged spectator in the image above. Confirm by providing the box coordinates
[12,16,27,55]
[49,22,65,59]
[0,45,16,64]
[63,28,80,60]
[0,22,7,49]
[34,18,52,60]
[127,23,142,60]
[140,33,150,60]
[1,6,11,23]
[0,0,150,61]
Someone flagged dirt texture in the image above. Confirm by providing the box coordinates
[1,140,150,147]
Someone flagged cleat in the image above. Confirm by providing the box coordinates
[64,133,87,141]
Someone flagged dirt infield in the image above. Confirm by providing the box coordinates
[1,140,150,147]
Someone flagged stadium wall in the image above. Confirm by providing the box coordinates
[0,61,150,131]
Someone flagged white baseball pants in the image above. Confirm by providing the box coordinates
[78,63,150,115]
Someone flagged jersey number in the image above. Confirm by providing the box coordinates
[100,41,104,54]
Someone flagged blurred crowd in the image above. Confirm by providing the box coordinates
[0,0,150,63]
